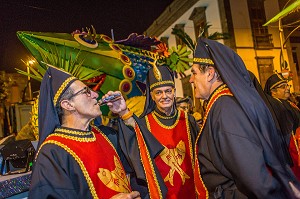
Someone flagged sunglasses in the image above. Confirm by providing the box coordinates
[69,86,92,99]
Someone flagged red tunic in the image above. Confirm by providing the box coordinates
[145,110,196,199]
[42,126,131,199]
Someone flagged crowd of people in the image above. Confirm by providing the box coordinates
[28,37,300,199]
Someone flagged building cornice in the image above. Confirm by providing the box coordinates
[144,0,199,37]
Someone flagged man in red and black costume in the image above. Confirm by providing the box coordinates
[264,73,300,180]
[29,66,140,199]
[105,64,199,198]
[190,37,300,198]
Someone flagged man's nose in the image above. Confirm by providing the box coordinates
[92,90,99,98]
[161,91,167,98]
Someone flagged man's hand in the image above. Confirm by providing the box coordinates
[110,191,141,199]
[103,91,128,116]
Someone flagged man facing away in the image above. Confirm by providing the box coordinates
[29,66,140,199]
[189,37,300,198]
[104,64,199,198]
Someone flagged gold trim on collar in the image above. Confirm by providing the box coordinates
[53,76,77,105]
[146,110,181,130]
[48,132,96,142]
[150,80,174,90]
[153,110,177,120]
[193,58,214,65]
[55,128,92,135]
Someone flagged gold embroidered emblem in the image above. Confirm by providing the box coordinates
[97,156,130,193]
[160,140,190,186]
[151,60,162,81]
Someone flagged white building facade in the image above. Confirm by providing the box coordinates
[145,0,300,98]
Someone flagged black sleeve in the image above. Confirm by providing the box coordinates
[210,96,286,198]
[98,125,133,173]
[188,114,199,146]
[117,115,167,198]
[29,144,91,199]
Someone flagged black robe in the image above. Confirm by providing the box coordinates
[198,94,289,199]
[281,100,300,133]
[29,125,132,199]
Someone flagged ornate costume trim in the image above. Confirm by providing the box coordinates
[92,126,121,159]
[292,132,300,159]
[194,84,233,198]
[36,126,130,198]
[145,110,196,197]
[185,111,194,169]
[37,140,98,199]
[48,132,96,142]
[288,100,300,112]
[270,80,287,90]
[53,76,77,105]
[54,128,92,135]
[273,97,282,103]
[193,58,214,65]
[134,122,163,199]
[152,62,162,81]
[153,110,177,120]
[147,111,180,130]
[121,110,134,120]
[150,81,174,90]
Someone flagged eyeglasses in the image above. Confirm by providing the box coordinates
[275,84,290,90]
[152,88,175,97]
[69,87,92,99]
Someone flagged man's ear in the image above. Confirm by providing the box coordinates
[150,91,154,101]
[60,100,75,111]
[207,67,216,82]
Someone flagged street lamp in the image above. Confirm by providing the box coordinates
[27,60,35,100]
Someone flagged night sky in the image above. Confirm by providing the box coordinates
[0,0,173,74]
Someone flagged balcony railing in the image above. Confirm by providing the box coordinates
[254,34,274,49]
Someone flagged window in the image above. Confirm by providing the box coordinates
[160,37,169,48]
[256,57,274,88]
[247,0,273,49]
[292,48,299,74]
[181,75,193,99]
[174,24,185,46]
[189,7,207,39]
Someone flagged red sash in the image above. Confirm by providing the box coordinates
[134,124,163,199]
[43,126,131,199]
[194,85,233,198]
[291,128,300,181]
[146,110,196,199]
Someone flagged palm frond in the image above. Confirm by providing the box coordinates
[171,28,196,51]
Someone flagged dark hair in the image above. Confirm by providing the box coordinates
[197,64,221,81]
[56,86,75,123]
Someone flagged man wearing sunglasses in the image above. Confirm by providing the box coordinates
[265,74,300,140]
[264,73,300,180]
[29,66,141,199]
[105,64,199,198]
